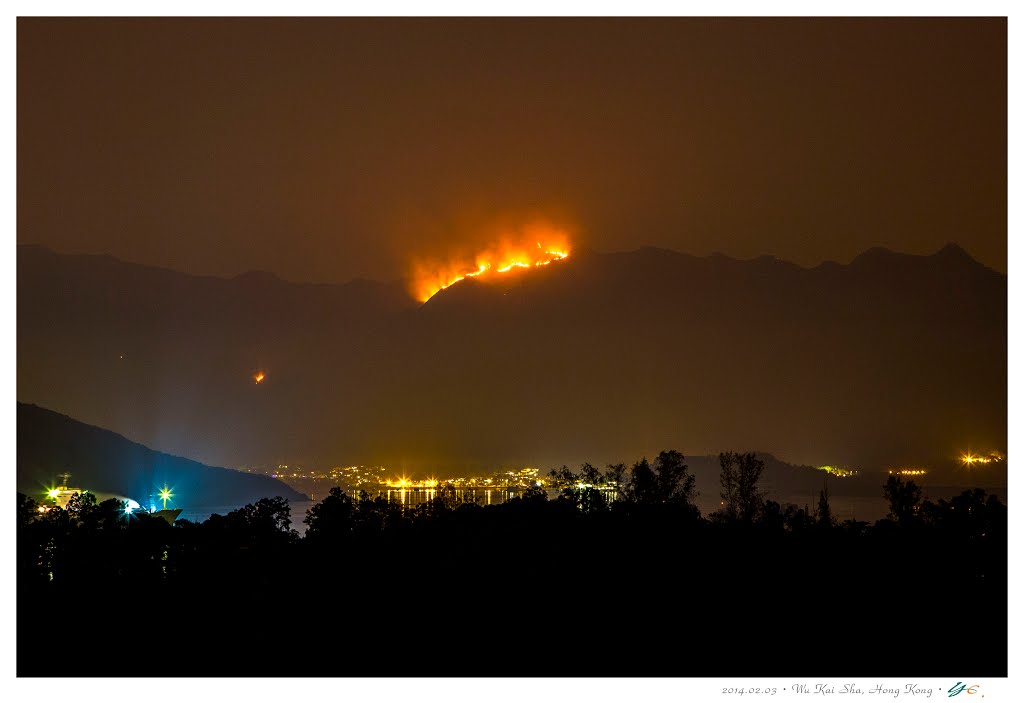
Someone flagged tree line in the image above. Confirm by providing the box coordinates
[17,450,1006,576]
[16,450,1007,677]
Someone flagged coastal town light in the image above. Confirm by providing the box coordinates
[960,450,994,467]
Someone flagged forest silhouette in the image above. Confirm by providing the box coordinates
[17,451,1006,677]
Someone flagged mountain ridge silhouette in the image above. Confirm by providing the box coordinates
[17,241,1005,476]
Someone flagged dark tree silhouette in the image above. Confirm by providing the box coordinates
[94,498,129,530]
[208,496,297,542]
[719,452,738,520]
[352,491,405,534]
[816,482,834,528]
[304,486,356,541]
[921,487,1007,539]
[17,493,38,528]
[520,483,549,503]
[64,491,98,524]
[620,457,656,504]
[604,462,627,491]
[718,452,765,521]
[549,463,609,513]
[620,452,697,512]
[883,475,922,525]
[653,449,697,507]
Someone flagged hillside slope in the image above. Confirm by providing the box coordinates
[17,403,307,507]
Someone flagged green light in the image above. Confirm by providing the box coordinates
[47,489,59,499]
[159,487,172,510]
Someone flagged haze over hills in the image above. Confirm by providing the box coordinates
[17,402,307,507]
[17,242,1005,477]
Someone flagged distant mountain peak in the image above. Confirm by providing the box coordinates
[933,242,973,261]
[850,246,898,264]
[233,270,282,283]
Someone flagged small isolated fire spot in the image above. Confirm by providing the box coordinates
[253,371,266,384]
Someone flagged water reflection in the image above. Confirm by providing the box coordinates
[383,487,535,506]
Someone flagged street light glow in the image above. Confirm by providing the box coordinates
[960,450,994,467]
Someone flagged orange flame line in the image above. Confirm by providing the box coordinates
[421,249,569,302]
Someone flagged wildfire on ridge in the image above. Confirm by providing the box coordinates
[410,227,572,303]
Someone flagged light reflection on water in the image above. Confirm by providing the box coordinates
[383,487,539,507]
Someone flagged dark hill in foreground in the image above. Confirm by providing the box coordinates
[17,403,307,507]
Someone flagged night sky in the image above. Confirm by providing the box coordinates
[19,17,1006,283]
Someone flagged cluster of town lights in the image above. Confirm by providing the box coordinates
[385,476,439,489]
[36,444,1002,516]
[960,450,1002,467]
[884,449,1004,478]
[816,465,858,478]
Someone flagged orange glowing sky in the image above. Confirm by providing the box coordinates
[410,224,572,302]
